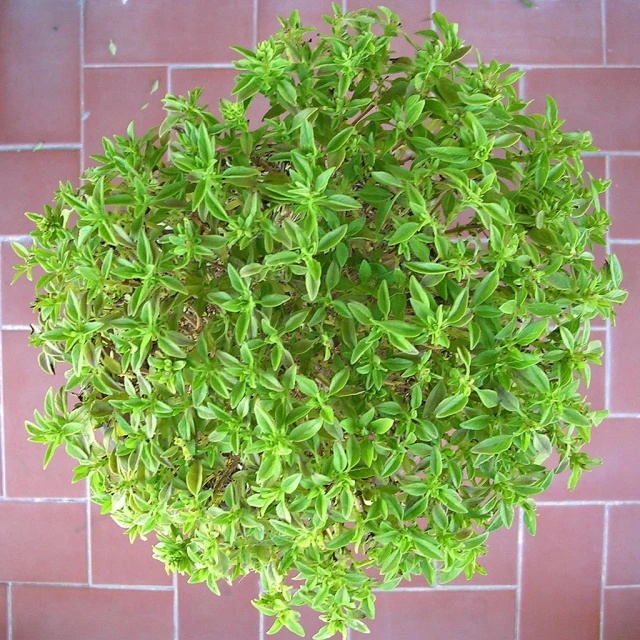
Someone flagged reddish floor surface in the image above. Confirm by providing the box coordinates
[0,1,639,639]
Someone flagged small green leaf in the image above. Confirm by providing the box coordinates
[471,435,512,455]
[186,459,203,496]
[435,394,468,418]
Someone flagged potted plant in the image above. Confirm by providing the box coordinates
[13,6,626,638]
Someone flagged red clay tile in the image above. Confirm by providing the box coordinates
[610,245,640,413]
[0,0,80,144]
[610,157,640,240]
[2,330,82,498]
[1,244,41,327]
[524,69,640,152]
[84,68,167,163]
[90,504,171,586]
[603,588,640,640]
[257,0,334,43]
[355,589,516,639]
[0,151,80,236]
[437,0,602,65]
[12,585,173,640]
[0,586,6,640]
[0,501,86,583]
[606,505,640,586]
[543,419,640,502]
[520,505,603,640]
[178,573,260,640]
[170,68,269,127]
[606,0,640,65]
[85,0,253,65]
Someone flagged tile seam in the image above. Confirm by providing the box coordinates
[599,505,610,640]
[6,583,11,640]
[1,581,173,591]
[0,144,82,152]
[514,508,524,640]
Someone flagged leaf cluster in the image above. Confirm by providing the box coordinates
[14,6,626,638]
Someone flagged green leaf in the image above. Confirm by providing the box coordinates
[388,222,420,246]
[325,528,357,550]
[317,225,347,253]
[326,127,356,153]
[472,270,500,306]
[186,459,203,496]
[289,418,323,442]
[435,394,468,418]
[528,302,563,317]
[471,435,512,455]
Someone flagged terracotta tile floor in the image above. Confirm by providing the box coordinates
[0,0,639,638]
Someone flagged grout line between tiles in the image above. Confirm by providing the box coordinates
[259,580,265,640]
[609,238,640,245]
[518,63,640,70]
[1,326,33,332]
[514,508,524,640]
[599,505,609,640]
[605,584,640,590]
[375,585,517,593]
[6,583,12,640]
[537,500,640,506]
[0,581,173,591]
[601,0,608,66]
[86,484,92,585]
[85,62,185,69]
[0,143,82,153]
[253,0,258,47]
[173,572,179,640]
[0,497,85,504]
[167,63,235,71]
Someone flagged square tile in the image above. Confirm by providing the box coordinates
[0,151,80,236]
[2,330,82,498]
[84,67,167,162]
[0,501,86,583]
[437,0,603,65]
[0,0,80,144]
[85,0,254,65]
[524,69,640,152]
[606,0,640,65]
[603,588,640,640]
[355,589,516,639]
[520,505,603,640]
[12,585,173,640]
[606,505,640,586]
[178,573,260,640]
[90,504,171,586]
[610,157,640,240]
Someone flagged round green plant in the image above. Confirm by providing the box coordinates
[13,6,626,638]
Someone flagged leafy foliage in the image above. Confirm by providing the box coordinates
[14,6,626,638]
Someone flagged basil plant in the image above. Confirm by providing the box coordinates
[13,6,626,638]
